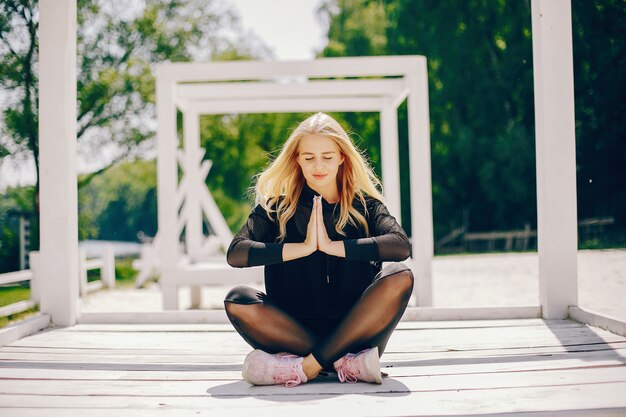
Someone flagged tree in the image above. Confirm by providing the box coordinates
[0,0,269,249]
[571,0,626,234]
[320,0,537,239]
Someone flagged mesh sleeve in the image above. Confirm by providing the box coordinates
[343,200,411,261]
[226,204,284,268]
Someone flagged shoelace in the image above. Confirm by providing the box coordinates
[336,353,360,383]
[272,355,303,387]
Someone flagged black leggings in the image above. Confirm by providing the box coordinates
[224,262,414,370]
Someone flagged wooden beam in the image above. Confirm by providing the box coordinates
[380,102,402,223]
[156,55,425,82]
[186,97,384,115]
[182,111,203,263]
[407,59,434,307]
[177,79,408,100]
[38,0,79,326]
[532,0,578,319]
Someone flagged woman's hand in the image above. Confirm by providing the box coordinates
[315,195,332,253]
[315,195,346,257]
[284,196,317,261]
[303,196,318,253]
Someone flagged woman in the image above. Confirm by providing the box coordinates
[225,112,414,387]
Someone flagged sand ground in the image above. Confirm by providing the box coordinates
[80,249,626,321]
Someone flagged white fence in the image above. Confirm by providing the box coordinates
[0,246,115,318]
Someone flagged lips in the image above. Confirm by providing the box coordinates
[312,174,327,180]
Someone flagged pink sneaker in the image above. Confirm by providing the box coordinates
[333,347,382,384]
[242,350,308,387]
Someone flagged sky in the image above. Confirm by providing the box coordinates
[0,0,326,191]
[231,0,326,61]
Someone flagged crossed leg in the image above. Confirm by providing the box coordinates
[224,262,414,378]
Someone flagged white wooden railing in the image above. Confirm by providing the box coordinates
[0,245,115,318]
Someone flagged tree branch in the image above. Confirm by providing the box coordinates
[77,108,129,139]
[77,153,130,189]
[0,31,21,59]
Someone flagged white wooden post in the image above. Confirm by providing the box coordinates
[407,58,434,306]
[532,0,579,319]
[78,248,88,297]
[184,111,204,308]
[156,71,180,310]
[101,244,116,288]
[38,0,79,326]
[28,251,40,304]
[183,111,203,262]
[380,102,402,223]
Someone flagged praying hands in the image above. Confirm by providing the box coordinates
[281,196,346,262]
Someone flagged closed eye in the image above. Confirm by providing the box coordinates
[305,157,333,161]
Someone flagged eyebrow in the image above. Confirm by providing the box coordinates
[301,151,336,155]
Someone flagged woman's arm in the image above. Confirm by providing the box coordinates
[341,200,411,262]
[226,204,283,268]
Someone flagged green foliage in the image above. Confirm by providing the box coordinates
[571,0,626,224]
[0,0,270,252]
[79,160,157,241]
[319,0,625,245]
[2,0,624,258]
[114,257,139,286]
[0,186,35,272]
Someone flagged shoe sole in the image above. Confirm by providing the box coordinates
[364,346,383,384]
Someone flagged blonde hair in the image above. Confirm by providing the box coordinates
[252,112,386,242]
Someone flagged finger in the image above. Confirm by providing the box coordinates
[317,198,325,234]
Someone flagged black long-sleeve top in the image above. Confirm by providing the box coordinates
[227,182,411,319]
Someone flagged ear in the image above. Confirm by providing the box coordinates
[339,154,344,165]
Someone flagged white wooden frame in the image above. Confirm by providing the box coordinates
[0,248,114,318]
[155,56,434,309]
[30,0,626,337]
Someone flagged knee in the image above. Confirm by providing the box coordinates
[379,267,414,299]
[224,285,263,304]
[224,286,263,320]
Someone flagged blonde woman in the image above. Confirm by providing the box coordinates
[225,113,413,387]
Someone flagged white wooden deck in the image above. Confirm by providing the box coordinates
[0,318,625,416]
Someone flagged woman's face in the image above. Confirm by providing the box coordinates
[297,134,344,188]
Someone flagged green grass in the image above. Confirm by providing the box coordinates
[114,257,139,287]
[0,307,39,328]
[0,285,37,327]
[0,257,141,328]
[0,285,30,307]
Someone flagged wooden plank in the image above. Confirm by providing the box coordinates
[570,306,626,337]
[4,336,622,355]
[0,345,626,369]
[62,318,579,332]
[0,300,36,317]
[1,346,622,368]
[1,335,624,362]
[77,310,230,324]
[0,314,50,347]
[5,408,626,417]
[0,365,624,397]
[6,323,624,353]
[84,259,103,270]
[402,306,541,321]
[0,382,624,416]
[0,270,32,285]
[0,349,624,382]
